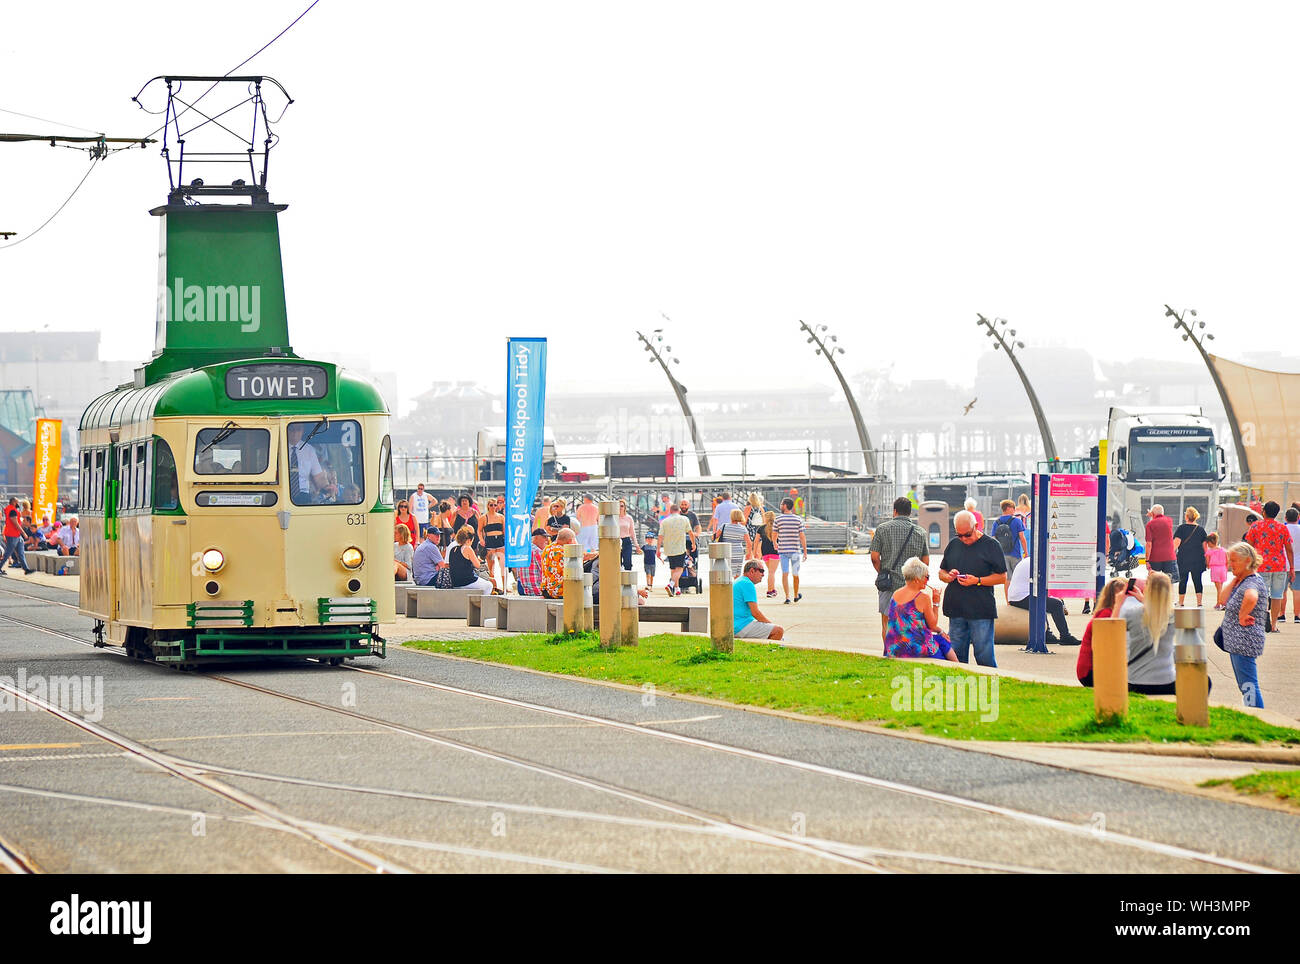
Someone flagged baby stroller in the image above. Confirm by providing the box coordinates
[677,552,704,593]
[1108,528,1143,578]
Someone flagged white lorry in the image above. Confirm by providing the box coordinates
[1105,405,1229,535]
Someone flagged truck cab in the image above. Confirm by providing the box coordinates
[1106,406,1226,535]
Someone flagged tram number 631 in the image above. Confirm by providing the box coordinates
[346,513,366,526]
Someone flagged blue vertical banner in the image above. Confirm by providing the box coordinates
[505,338,548,567]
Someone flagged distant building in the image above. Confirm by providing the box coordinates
[0,389,39,490]
[0,331,135,454]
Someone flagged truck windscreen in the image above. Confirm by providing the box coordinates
[1128,439,1216,478]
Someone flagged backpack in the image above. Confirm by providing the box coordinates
[993,516,1016,554]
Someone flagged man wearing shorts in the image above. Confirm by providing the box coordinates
[410,483,432,538]
[773,497,807,603]
[733,560,785,639]
[1245,500,1294,633]
[657,503,694,596]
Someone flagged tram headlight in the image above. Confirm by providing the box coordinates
[340,546,364,570]
[201,548,225,573]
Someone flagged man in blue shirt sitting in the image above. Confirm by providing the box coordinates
[412,527,446,586]
[733,560,785,639]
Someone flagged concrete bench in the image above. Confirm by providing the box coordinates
[467,594,555,632]
[545,602,708,635]
[23,550,79,575]
[401,586,484,619]
[994,598,1029,644]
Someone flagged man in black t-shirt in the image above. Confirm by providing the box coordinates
[938,510,1007,666]
[679,499,701,565]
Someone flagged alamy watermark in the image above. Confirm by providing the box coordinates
[0,669,104,722]
[161,277,261,332]
[890,667,999,722]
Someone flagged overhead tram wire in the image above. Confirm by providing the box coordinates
[0,105,102,135]
[0,156,99,250]
[3,1,320,245]
[138,0,321,140]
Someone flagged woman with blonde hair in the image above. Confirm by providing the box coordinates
[1173,505,1208,609]
[1115,572,1183,695]
[745,493,765,558]
[757,510,780,598]
[716,508,752,579]
[394,523,414,582]
[1218,541,1268,707]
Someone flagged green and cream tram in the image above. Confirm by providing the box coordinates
[78,360,395,665]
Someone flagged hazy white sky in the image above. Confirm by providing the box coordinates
[3,1,1299,406]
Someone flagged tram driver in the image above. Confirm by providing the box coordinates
[287,423,339,504]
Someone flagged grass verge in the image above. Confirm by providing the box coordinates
[404,632,1300,746]
[1201,770,1300,808]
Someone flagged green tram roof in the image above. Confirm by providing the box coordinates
[80,358,388,432]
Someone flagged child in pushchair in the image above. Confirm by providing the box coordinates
[677,552,704,593]
[1108,527,1143,577]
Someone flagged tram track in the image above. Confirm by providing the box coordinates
[0,830,39,873]
[0,584,1287,874]
[0,670,413,874]
[0,597,887,873]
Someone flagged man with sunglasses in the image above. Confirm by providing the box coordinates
[410,483,433,538]
[937,510,1007,666]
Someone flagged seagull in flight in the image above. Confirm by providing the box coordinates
[963,397,978,416]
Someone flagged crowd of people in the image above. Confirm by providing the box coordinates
[394,487,806,640]
[392,485,1283,711]
[872,492,1281,709]
[1,496,79,576]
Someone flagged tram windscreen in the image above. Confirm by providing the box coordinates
[194,428,270,475]
[287,419,364,506]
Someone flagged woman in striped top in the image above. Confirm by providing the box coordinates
[717,508,752,580]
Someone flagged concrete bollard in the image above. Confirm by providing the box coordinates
[620,571,640,646]
[708,542,733,653]
[582,573,595,632]
[1174,607,1209,727]
[1091,617,1128,722]
[598,500,622,648]
[562,543,584,633]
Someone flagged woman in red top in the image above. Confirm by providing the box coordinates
[394,499,417,541]
[1076,578,1129,687]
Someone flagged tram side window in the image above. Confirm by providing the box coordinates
[154,439,179,511]
[194,427,271,475]
[118,446,131,512]
[133,442,149,510]
[92,450,105,511]
[379,435,394,507]
[80,452,91,509]
[287,419,364,506]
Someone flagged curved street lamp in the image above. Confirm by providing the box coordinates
[799,321,878,475]
[1165,305,1249,480]
[637,321,711,477]
[975,314,1058,463]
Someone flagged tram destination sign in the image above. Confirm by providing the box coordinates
[226,364,328,401]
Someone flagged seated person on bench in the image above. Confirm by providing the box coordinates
[514,528,549,597]
[1008,557,1081,646]
[412,527,448,587]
